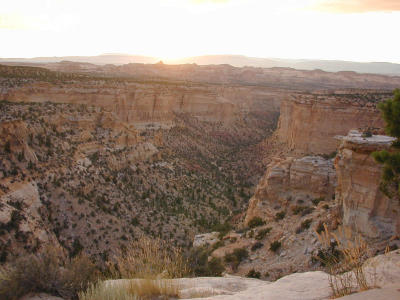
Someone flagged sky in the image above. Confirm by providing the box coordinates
[0,0,399,63]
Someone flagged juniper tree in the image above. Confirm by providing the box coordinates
[372,89,400,200]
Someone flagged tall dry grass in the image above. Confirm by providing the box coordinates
[80,236,190,300]
[315,224,371,298]
[111,236,190,280]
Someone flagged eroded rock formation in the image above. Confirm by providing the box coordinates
[0,80,282,127]
[335,130,399,239]
[276,92,387,155]
[245,156,336,224]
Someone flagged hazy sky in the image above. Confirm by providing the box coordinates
[1,0,399,62]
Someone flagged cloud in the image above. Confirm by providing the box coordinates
[312,0,400,13]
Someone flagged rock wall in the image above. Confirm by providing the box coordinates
[1,81,282,127]
[245,156,336,224]
[276,93,386,155]
[335,130,400,239]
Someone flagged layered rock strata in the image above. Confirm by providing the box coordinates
[245,156,336,224]
[276,93,387,155]
[335,130,399,239]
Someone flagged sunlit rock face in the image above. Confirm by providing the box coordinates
[1,81,282,127]
[245,155,336,223]
[276,93,386,155]
[335,130,399,239]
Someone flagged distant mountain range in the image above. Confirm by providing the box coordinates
[1,54,400,75]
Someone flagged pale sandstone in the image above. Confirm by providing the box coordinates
[276,95,385,155]
[335,130,400,239]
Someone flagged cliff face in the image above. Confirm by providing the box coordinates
[245,155,336,224]
[0,80,282,127]
[276,93,386,155]
[335,130,399,239]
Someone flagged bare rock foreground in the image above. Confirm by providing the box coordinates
[93,250,400,300]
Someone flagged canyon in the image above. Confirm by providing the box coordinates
[0,62,399,295]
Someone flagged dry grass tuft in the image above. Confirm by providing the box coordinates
[127,279,180,299]
[315,224,371,298]
[79,279,181,300]
[79,281,138,300]
[111,236,190,280]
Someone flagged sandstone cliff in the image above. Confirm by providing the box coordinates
[335,130,399,239]
[276,92,387,155]
[0,78,282,127]
[245,156,336,224]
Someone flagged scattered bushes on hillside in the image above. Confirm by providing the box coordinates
[247,217,265,228]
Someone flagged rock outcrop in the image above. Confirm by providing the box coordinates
[0,181,60,259]
[335,130,400,239]
[276,93,386,155]
[1,80,282,127]
[245,156,336,224]
[103,250,400,300]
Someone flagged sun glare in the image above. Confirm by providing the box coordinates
[0,0,399,63]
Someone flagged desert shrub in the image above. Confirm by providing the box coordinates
[188,246,225,277]
[312,197,324,206]
[251,242,264,251]
[224,248,248,270]
[296,219,313,234]
[301,207,315,216]
[301,219,313,230]
[212,240,225,250]
[212,222,232,239]
[275,211,286,221]
[246,269,261,279]
[247,217,265,228]
[0,245,98,300]
[292,205,306,215]
[322,151,337,160]
[4,141,11,153]
[207,257,225,276]
[112,236,190,279]
[255,227,272,240]
[269,241,281,253]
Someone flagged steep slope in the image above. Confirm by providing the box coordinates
[276,91,388,155]
[335,130,399,239]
